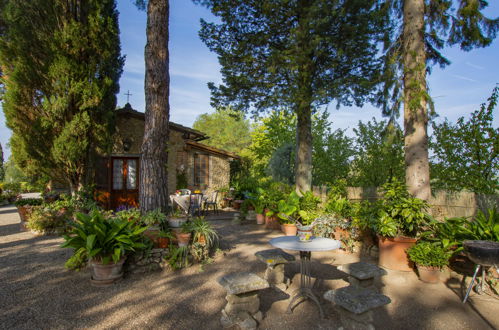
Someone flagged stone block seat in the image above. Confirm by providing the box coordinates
[218,272,269,329]
[324,286,391,330]
[338,262,386,290]
[255,249,295,290]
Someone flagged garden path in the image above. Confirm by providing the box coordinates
[0,205,497,329]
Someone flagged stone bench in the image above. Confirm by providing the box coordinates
[324,286,391,330]
[338,262,386,290]
[255,249,295,290]
[218,272,269,329]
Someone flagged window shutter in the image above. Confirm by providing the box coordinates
[95,157,110,190]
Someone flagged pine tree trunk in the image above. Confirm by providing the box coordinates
[403,0,431,201]
[295,101,313,193]
[139,0,170,212]
[294,1,313,194]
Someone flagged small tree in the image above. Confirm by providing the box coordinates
[192,107,251,153]
[350,118,404,187]
[431,86,498,194]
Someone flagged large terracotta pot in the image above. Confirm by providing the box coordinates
[265,215,280,230]
[416,264,441,284]
[378,236,417,272]
[90,257,125,286]
[17,206,33,232]
[281,223,297,236]
[256,214,265,225]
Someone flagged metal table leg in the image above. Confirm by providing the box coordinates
[463,264,481,303]
[286,251,325,318]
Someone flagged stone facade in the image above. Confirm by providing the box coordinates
[97,104,238,208]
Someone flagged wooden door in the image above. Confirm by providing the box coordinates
[110,157,139,210]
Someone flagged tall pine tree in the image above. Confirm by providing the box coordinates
[196,0,387,192]
[379,0,499,200]
[0,0,123,192]
[134,0,170,212]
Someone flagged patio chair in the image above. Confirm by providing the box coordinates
[203,190,219,215]
[188,192,203,217]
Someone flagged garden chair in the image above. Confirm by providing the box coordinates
[188,192,203,217]
[203,190,219,215]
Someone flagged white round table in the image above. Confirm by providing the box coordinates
[269,236,341,319]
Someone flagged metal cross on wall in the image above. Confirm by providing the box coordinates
[125,90,132,103]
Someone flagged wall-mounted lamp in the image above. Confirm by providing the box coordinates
[122,138,132,152]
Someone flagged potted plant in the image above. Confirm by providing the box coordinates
[190,217,218,247]
[142,208,167,247]
[407,242,452,283]
[371,180,429,271]
[168,208,188,228]
[251,197,266,225]
[61,210,147,285]
[15,198,43,231]
[174,220,193,247]
[274,191,300,236]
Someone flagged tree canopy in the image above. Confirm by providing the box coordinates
[196,0,387,192]
[379,0,499,200]
[192,107,251,153]
[431,86,498,194]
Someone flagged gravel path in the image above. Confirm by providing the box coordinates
[1,205,497,329]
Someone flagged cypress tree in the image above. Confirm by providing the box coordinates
[0,0,124,192]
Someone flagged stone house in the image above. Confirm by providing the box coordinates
[94,103,238,209]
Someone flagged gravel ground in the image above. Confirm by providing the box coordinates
[1,204,497,330]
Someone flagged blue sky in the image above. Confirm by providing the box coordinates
[0,0,498,159]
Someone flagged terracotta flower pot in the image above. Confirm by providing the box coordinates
[256,213,265,225]
[232,200,243,209]
[17,206,33,232]
[175,231,192,247]
[90,257,125,286]
[333,227,350,241]
[265,215,280,230]
[281,223,297,236]
[196,234,206,245]
[158,237,170,249]
[143,227,161,247]
[378,236,417,272]
[416,264,441,284]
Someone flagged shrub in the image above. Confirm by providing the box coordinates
[61,210,147,269]
[407,242,453,268]
[27,206,68,234]
[371,180,429,238]
[15,198,43,207]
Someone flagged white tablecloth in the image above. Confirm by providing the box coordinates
[269,236,341,252]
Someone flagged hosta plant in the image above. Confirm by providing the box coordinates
[61,210,147,269]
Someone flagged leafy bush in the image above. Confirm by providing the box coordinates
[371,180,429,238]
[61,210,147,269]
[428,208,499,251]
[407,242,453,268]
[114,207,142,223]
[27,206,69,234]
[142,208,167,226]
[15,198,43,207]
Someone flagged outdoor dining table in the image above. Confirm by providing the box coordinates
[269,236,341,319]
[169,193,204,215]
